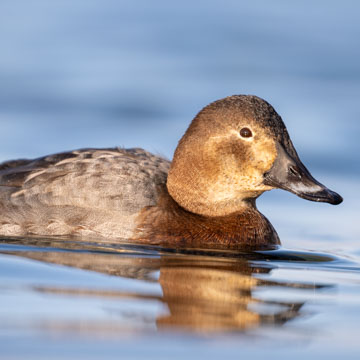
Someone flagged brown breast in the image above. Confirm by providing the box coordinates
[134,185,280,250]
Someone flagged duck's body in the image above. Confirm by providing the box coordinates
[0,95,342,248]
[0,147,278,247]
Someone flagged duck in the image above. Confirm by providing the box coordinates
[0,95,342,249]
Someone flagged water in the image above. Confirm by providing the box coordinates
[0,0,360,358]
[1,236,360,359]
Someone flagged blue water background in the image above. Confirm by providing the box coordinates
[0,0,359,359]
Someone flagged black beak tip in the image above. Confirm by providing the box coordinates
[329,192,343,205]
[316,188,343,205]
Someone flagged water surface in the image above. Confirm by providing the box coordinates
[1,224,360,359]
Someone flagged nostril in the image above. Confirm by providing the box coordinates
[289,165,302,179]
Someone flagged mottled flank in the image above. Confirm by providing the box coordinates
[0,148,169,238]
[0,95,341,248]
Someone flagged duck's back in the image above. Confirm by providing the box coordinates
[0,148,170,239]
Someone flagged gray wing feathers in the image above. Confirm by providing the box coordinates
[0,148,170,238]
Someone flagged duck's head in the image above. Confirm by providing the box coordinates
[167,95,342,217]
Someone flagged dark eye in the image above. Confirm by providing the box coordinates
[240,127,252,138]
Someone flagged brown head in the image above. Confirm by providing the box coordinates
[167,95,342,217]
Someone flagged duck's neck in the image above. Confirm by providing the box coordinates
[167,166,264,218]
[135,185,280,249]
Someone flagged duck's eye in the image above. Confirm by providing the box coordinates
[240,127,252,138]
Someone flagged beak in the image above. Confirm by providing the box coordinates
[263,143,343,205]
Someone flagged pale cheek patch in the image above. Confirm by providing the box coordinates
[252,140,277,173]
[207,128,277,198]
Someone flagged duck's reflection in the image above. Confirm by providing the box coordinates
[1,237,326,333]
[157,257,303,332]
